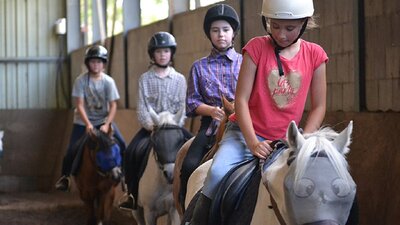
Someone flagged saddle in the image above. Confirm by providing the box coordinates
[71,134,89,176]
[209,140,288,225]
[125,135,152,209]
[210,158,259,225]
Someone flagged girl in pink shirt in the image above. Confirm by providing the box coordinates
[186,0,328,224]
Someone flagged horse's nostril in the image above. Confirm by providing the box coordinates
[303,220,339,225]
[163,170,174,184]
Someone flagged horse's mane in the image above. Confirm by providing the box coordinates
[292,126,351,187]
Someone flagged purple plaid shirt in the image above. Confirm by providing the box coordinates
[186,47,242,117]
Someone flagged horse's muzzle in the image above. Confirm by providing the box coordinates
[304,220,340,225]
[110,167,123,182]
[162,163,175,184]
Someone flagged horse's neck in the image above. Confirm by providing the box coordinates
[262,149,291,224]
[251,182,281,225]
[142,150,168,184]
[82,146,99,174]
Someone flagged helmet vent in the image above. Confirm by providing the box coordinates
[218,4,224,15]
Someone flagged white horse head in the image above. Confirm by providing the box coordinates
[148,106,185,127]
[263,121,356,225]
[133,108,186,225]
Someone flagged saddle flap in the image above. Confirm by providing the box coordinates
[210,158,259,225]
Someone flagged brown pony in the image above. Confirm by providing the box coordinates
[172,96,234,217]
[74,128,122,225]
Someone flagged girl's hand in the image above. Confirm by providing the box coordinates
[86,124,94,134]
[250,140,273,160]
[211,106,225,121]
[100,124,110,134]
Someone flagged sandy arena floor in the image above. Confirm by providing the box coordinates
[0,191,135,225]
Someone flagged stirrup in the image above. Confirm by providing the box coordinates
[118,193,134,211]
[55,175,70,192]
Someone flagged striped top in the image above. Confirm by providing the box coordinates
[186,47,242,117]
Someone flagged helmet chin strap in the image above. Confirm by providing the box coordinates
[150,57,171,68]
[153,62,169,68]
[263,17,308,76]
[212,44,234,52]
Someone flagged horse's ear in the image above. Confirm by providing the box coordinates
[287,121,305,152]
[221,95,235,116]
[332,120,353,155]
[149,106,160,125]
[174,107,185,126]
[108,124,114,137]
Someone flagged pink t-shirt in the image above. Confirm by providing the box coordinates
[231,36,328,140]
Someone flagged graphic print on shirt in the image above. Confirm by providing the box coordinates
[267,69,301,108]
[85,80,105,112]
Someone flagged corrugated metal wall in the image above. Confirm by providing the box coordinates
[0,0,67,109]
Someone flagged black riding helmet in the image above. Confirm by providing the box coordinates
[203,4,240,40]
[147,31,177,59]
[85,45,108,65]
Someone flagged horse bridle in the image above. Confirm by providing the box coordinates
[150,124,185,172]
[87,129,117,178]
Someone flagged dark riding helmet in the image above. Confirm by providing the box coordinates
[85,45,108,64]
[203,4,240,40]
[147,32,177,59]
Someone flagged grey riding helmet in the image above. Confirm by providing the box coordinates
[85,45,108,64]
[147,31,177,59]
[203,4,240,40]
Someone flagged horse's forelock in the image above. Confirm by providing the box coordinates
[96,130,113,151]
[292,129,351,187]
[156,111,179,126]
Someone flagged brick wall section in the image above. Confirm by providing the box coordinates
[365,0,400,111]
[307,0,358,111]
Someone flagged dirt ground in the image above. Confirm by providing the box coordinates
[0,191,136,225]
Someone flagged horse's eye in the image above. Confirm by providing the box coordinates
[331,178,351,197]
[294,178,315,197]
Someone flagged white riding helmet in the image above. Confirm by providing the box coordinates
[261,0,314,19]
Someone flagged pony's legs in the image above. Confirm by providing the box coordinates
[169,207,180,225]
[143,208,158,225]
[83,200,97,225]
[131,207,146,225]
[98,188,116,224]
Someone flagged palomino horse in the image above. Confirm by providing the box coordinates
[172,96,234,217]
[183,121,356,225]
[74,128,122,225]
[131,108,188,225]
